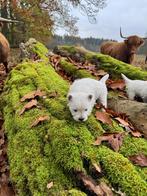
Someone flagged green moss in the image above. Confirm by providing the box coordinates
[87,54,147,80]
[32,42,49,60]
[57,45,147,80]
[120,135,147,156]
[60,59,94,79]
[96,146,147,196]
[2,42,147,195]
[58,45,77,54]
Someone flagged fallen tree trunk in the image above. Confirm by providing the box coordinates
[54,45,147,80]
[53,46,147,136]
[1,41,147,195]
[108,98,147,138]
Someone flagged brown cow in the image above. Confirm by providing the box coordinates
[100,28,146,64]
[0,17,19,73]
[0,31,10,73]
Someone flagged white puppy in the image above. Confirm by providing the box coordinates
[67,74,109,122]
[121,73,147,102]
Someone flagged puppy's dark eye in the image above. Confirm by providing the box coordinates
[85,109,88,111]
[74,109,78,112]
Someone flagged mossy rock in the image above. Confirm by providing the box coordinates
[2,42,147,195]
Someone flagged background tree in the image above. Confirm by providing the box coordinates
[0,0,107,46]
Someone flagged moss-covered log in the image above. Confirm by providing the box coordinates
[52,46,147,137]
[1,41,147,195]
[54,45,147,80]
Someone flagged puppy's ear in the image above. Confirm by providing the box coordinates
[88,94,93,100]
[68,94,72,101]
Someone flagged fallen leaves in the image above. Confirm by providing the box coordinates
[47,181,53,189]
[31,115,50,127]
[92,163,102,173]
[115,117,129,127]
[50,54,61,68]
[107,79,125,90]
[19,99,38,115]
[0,115,13,195]
[128,154,147,167]
[95,111,112,125]
[21,89,45,102]
[94,133,125,152]
[76,171,113,196]
[129,130,143,138]
[99,181,113,196]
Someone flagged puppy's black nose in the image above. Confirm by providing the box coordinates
[79,118,84,121]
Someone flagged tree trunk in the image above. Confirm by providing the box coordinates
[108,98,147,138]
[1,41,147,195]
[54,45,147,80]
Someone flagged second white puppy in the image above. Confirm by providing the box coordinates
[121,73,147,102]
[68,74,109,122]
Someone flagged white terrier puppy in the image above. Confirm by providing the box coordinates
[121,73,147,102]
[67,74,109,122]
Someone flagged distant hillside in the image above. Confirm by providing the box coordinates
[47,35,112,52]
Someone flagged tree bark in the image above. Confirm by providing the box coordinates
[108,98,147,137]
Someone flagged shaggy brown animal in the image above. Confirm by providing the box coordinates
[0,32,10,72]
[0,17,19,73]
[100,28,146,64]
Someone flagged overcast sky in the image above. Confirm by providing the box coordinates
[57,0,147,41]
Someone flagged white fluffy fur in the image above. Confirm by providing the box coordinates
[121,73,147,102]
[67,74,109,122]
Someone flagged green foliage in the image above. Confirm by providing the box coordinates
[0,0,107,45]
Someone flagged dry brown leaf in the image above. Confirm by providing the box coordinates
[128,154,147,167]
[31,115,50,127]
[105,108,120,117]
[0,138,4,146]
[95,111,112,125]
[108,80,125,90]
[47,181,53,189]
[129,130,142,138]
[118,91,128,99]
[19,99,38,115]
[94,133,125,152]
[35,90,45,97]
[94,135,111,146]
[76,171,104,195]
[108,133,124,152]
[99,181,113,196]
[92,163,102,173]
[20,91,36,102]
[111,188,126,196]
[115,117,129,127]
[21,90,45,102]
[50,54,61,65]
